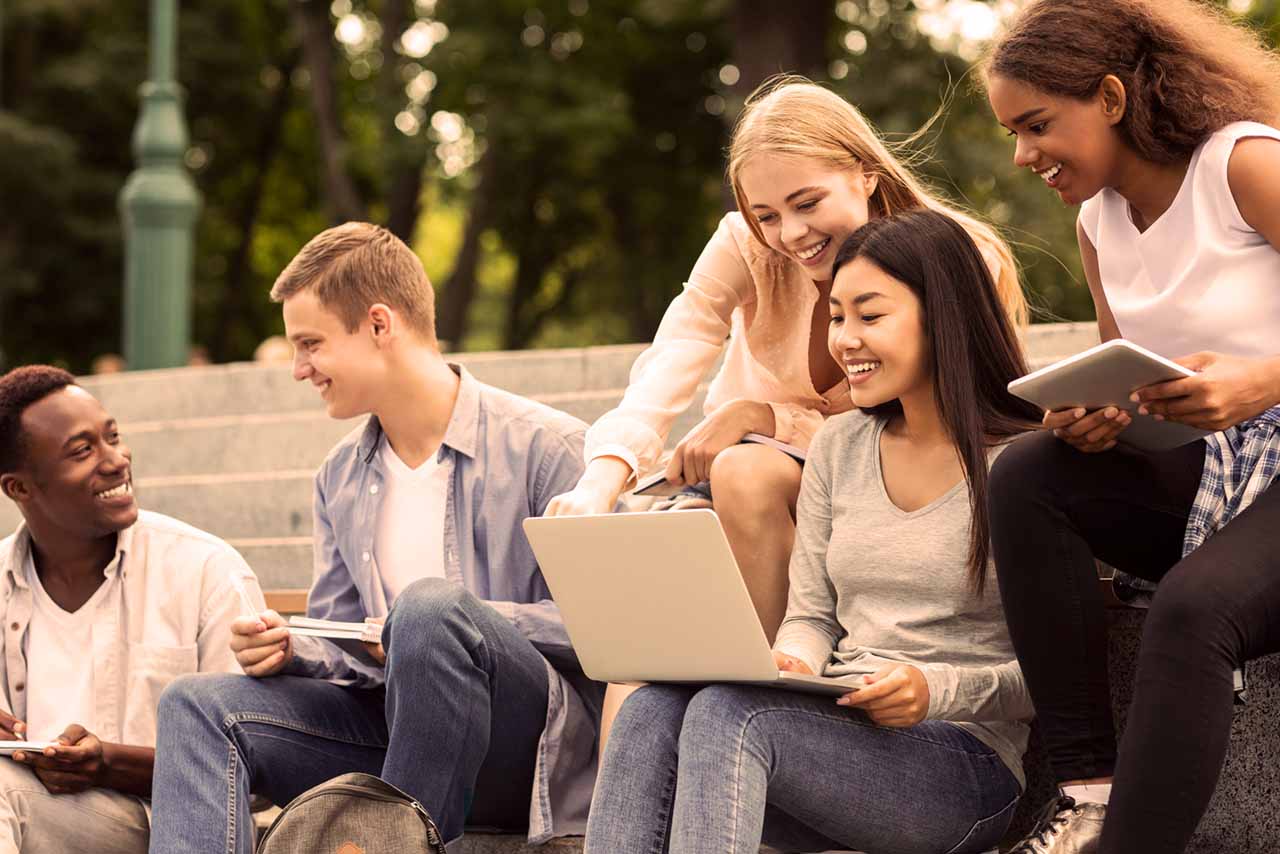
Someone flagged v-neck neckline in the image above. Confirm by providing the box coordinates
[872,419,966,519]
[1122,157,1195,238]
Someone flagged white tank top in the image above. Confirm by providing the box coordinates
[1078,121,1280,360]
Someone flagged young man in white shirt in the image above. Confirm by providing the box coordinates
[148,223,601,853]
[0,366,264,853]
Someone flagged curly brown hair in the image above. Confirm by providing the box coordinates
[983,0,1280,164]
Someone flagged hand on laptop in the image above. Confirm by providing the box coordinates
[230,609,294,677]
[837,664,930,728]
[1044,406,1130,453]
[545,456,631,516]
[772,651,814,676]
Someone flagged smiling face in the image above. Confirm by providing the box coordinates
[987,74,1127,206]
[827,256,930,409]
[6,386,137,538]
[283,289,387,420]
[738,153,878,283]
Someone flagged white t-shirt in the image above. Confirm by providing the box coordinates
[1078,121,1280,359]
[23,559,118,742]
[374,437,450,603]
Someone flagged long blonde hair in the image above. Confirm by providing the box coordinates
[728,76,1028,327]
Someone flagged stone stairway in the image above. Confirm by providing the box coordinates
[0,322,1104,586]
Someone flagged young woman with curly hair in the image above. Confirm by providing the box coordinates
[984,1,1280,851]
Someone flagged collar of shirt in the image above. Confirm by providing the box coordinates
[5,523,133,594]
[0,511,259,746]
[355,363,480,465]
[1,522,132,735]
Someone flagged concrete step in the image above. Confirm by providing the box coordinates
[143,473,315,542]
[0,473,319,548]
[79,345,655,424]
[0,405,711,550]
[75,324,1097,425]
[107,387,669,478]
[100,331,1077,483]
[227,541,312,592]
[0,325,1101,548]
[120,413,360,477]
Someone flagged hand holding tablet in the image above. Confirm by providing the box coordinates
[1042,405,1133,453]
[0,741,56,757]
[1129,350,1280,432]
[1008,339,1211,451]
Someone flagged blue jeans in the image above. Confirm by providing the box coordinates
[586,684,1021,854]
[147,578,551,854]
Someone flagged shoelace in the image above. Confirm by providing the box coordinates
[1010,795,1082,852]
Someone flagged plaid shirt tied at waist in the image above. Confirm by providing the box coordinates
[1113,406,1280,702]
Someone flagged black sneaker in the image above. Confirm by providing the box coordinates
[1008,795,1105,853]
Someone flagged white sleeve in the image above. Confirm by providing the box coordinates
[583,214,757,477]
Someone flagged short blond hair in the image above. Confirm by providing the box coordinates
[728,76,1028,327]
[270,222,436,340]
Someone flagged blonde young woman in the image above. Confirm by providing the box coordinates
[545,76,1025,741]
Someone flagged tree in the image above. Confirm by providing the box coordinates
[6,0,1277,370]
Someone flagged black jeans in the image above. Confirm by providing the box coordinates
[989,430,1280,853]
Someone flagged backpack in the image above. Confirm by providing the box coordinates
[257,772,447,854]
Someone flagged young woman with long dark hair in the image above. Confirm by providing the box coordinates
[545,76,1027,753]
[583,209,1041,854]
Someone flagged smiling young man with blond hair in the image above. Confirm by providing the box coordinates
[0,366,263,854]
[147,223,602,854]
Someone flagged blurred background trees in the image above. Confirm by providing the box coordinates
[2,0,1278,370]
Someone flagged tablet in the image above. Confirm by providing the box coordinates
[1008,338,1210,451]
[0,741,55,756]
[287,616,382,643]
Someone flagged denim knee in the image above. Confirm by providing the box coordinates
[388,577,469,636]
[384,577,480,666]
[157,672,241,731]
[389,577,470,625]
[679,685,764,754]
[608,685,692,763]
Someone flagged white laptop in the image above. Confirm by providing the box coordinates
[522,509,862,697]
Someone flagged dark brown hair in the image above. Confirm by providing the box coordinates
[270,222,437,340]
[983,0,1280,164]
[830,211,1042,595]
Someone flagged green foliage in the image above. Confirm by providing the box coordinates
[3,0,1278,370]
[828,4,1089,322]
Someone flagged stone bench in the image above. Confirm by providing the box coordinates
[1011,606,1280,853]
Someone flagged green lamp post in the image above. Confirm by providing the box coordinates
[118,0,201,369]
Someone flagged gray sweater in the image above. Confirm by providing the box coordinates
[774,410,1034,787]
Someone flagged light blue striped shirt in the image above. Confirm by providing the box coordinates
[285,364,602,842]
